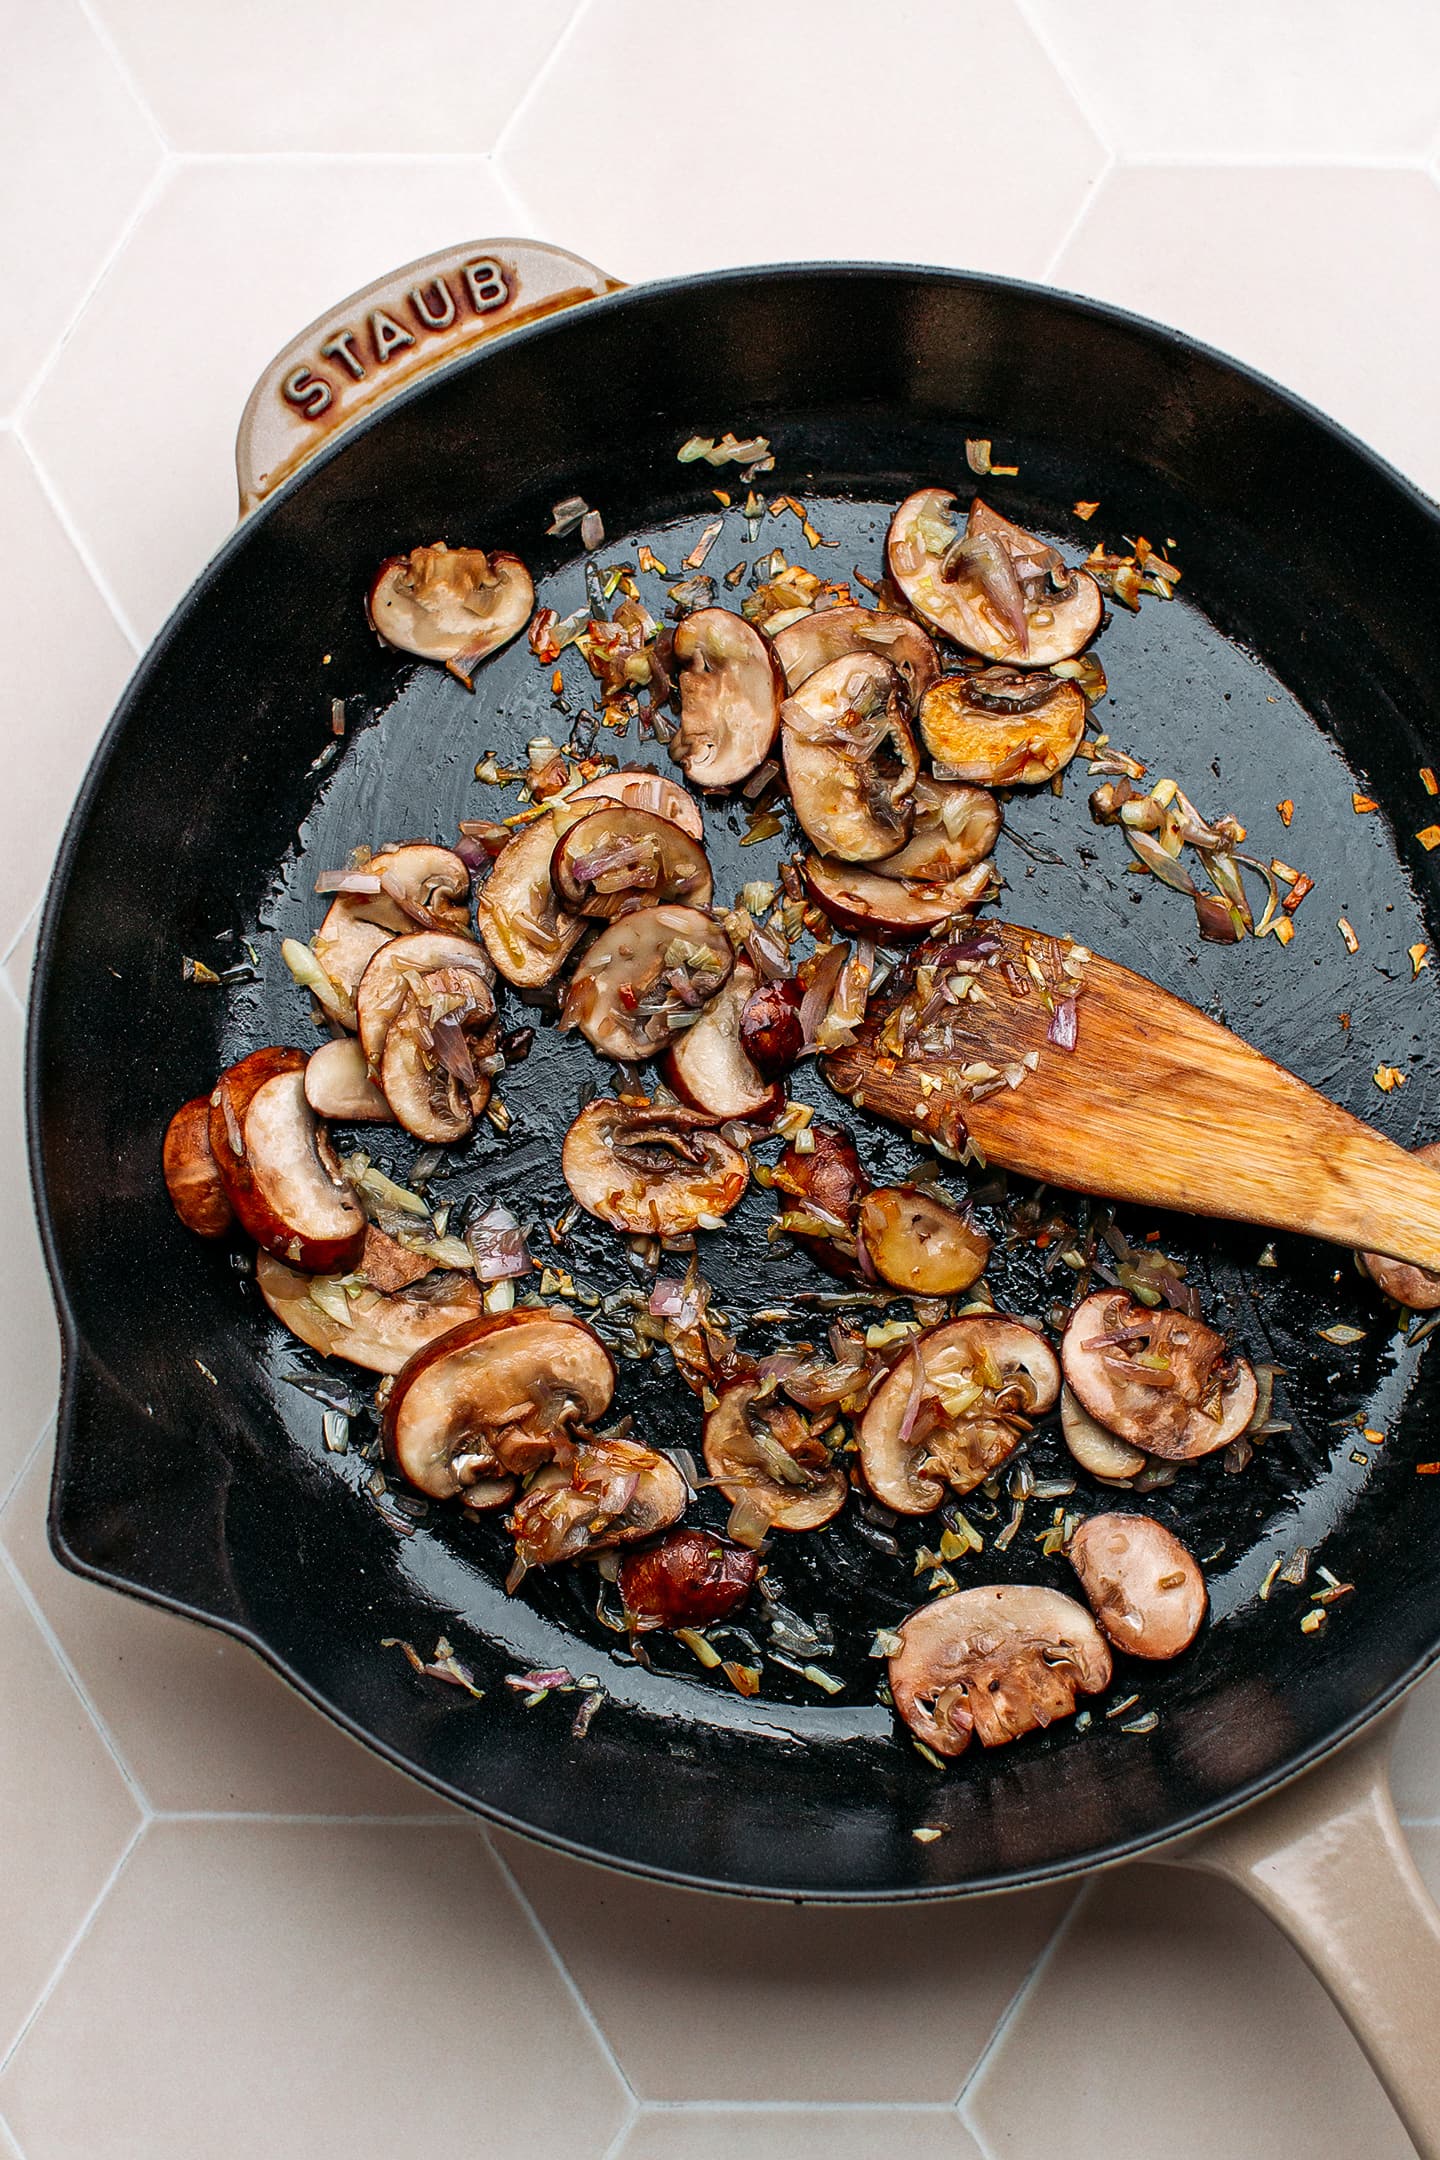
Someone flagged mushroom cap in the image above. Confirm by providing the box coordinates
[509,1436,687,1566]
[1059,1385,1148,1480]
[303,1038,393,1124]
[1061,1289,1257,1461]
[739,976,805,1079]
[475,815,586,989]
[209,1049,365,1273]
[618,1527,759,1632]
[367,544,533,667]
[888,1584,1112,1757]
[562,1097,748,1235]
[550,805,713,919]
[663,960,782,1124]
[1068,1512,1207,1660]
[1360,1141,1440,1310]
[781,653,919,863]
[771,604,940,711]
[256,1251,483,1374]
[703,1377,848,1535]
[872,776,1002,883]
[802,854,994,941]
[886,490,1102,668]
[918,671,1086,786]
[163,1094,235,1238]
[858,1315,1058,1514]
[857,1186,991,1297]
[769,1123,870,1278]
[560,764,704,841]
[354,931,493,1074]
[671,606,784,790]
[560,904,733,1062]
[380,982,497,1146]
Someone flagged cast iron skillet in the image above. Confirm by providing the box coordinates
[26,242,1440,2142]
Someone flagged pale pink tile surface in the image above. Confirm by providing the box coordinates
[619,2110,983,2160]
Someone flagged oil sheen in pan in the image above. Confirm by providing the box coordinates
[220,491,1438,1737]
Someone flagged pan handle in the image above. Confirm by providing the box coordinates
[1166,1713,1440,2158]
[235,238,625,516]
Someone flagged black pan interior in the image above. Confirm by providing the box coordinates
[29,265,1440,1899]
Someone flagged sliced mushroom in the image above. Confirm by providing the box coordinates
[858,1316,1059,1514]
[874,776,1001,882]
[562,1098,748,1234]
[380,972,499,1144]
[617,1527,759,1632]
[663,961,782,1123]
[771,605,940,711]
[1061,1289,1257,1462]
[384,1310,616,1501]
[257,1250,483,1374]
[306,916,392,1028]
[918,668,1086,786]
[888,1584,1112,1757]
[1068,1513,1207,1660]
[163,1095,235,1238]
[886,490,1102,668]
[768,1123,869,1277]
[739,976,805,1079]
[1060,1385,1148,1480]
[368,544,533,672]
[509,1435,687,1567]
[557,764,704,842]
[355,931,494,1072]
[304,1038,393,1124]
[671,607,784,790]
[702,1377,848,1541]
[781,654,919,862]
[551,806,713,920]
[802,855,994,941]
[475,817,586,990]
[1360,1140,1440,1309]
[309,842,473,1024]
[208,1050,365,1271]
[858,1187,990,1296]
[560,904,732,1061]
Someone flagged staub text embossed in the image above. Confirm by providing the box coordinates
[281,257,512,421]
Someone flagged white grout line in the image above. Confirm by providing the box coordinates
[1011,0,1117,157]
[0,1425,50,1541]
[10,430,145,657]
[1041,153,1115,285]
[954,1877,1096,2143]
[1,899,40,984]
[0,1543,153,1822]
[0,2105,25,2160]
[598,2100,641,2160]
[492,0,598,169]
[0,1819,144,2079]
[634,2098,958,2115]
[71,0,174,156]
[0,969,22,1029]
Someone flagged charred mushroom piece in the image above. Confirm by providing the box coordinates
[384,1310,616,1501]
[858,1186,991,1296]
[1068,1513,1207,1660]
[663,961,782,1123]
[558,764,704,841]
[380,972,500,1144]
[256,1251,483,1374]
[771,605,940,712]
[355,932,494,1072]
[1060,1385,1148,1481]
[887,490,1102,668]
[1061,1289,1257,1462]
[918,668,1086,786]
[671,607,784,790]
[304,1038,393,1124]
[768,1123,869,1277]
[802,855,994,941]
[209,1049,366,1271]
[163,1095,235,1238]
[475,816,586,990]
[509,1435,687,1568]
[782,654,919,863]
[368,544,533,673]
[562,1098,748,1235]
[560,904,733,1062]
[858,1316,1058,1514]
[739,975,805,1079]
[617,1527,759,1632]
[888,1584,1112,1757]
[874,776,1002,883]
[551,806,713,920]
[1360,1140,1440,1309]
[703,1377,848,1542]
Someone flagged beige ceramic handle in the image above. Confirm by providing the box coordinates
[236,238,624,514]
[1166,1713,1440,2158]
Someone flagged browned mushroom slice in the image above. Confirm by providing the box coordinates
[617,1527,759,1632]
[384,1310,616,1500]
[304,1038,393,1123]
[739,975,805,1079]
[306,915,392,1028]
[163,1095,235,1238]
[1360,1140,1440,1309]
[918,668,1086,786]
[560,764,705,841]
[663,961,782,1123]
[209,1050,365,1272]
[368,544,533,671]
[802,855,994,941]
[858,1316,1058,1514]
[509,1435,687,1567]
[888,1584,1112,1757]
[767,1123,869,1277]
[781,654,919,863]
[475,815,586,989]
[886,490,1102,668]
[257,1250,483,1374]
[857,1187,990,1297]
[1061,1289,1257,1462]
[702,1377,848,1542]
[771,605,940,711]
[560,904,733,1062]
[671,607,784,790]
[308,842,473,1025]
[874,776,1001,882]
[381,972,500,1144]
[1060,1385,1148,1480]
[355,931,493,1072]
[562,1098,748,1234]
[1068,1513,1207,1660]
[551,806,713,920]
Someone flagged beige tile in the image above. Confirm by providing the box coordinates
[0,0,160,414]
[0,995,62,1500]
[965,1864,1414,2160]
[0,1557,141,2058]
[1019,0,1440,157]
[619,2109,980,2160]
[23,155,526,646]
[500,0,1104,284]
[1,1446,456,1817]
[0,435,136,957]
[1053,166,1440,500]
[1393,1668,1440,1821]
[2,904,39,1013]
[498,1833,1072,2103]
[0,1821,629,2160]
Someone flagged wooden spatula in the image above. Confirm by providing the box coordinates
[822,920,1440,1270]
